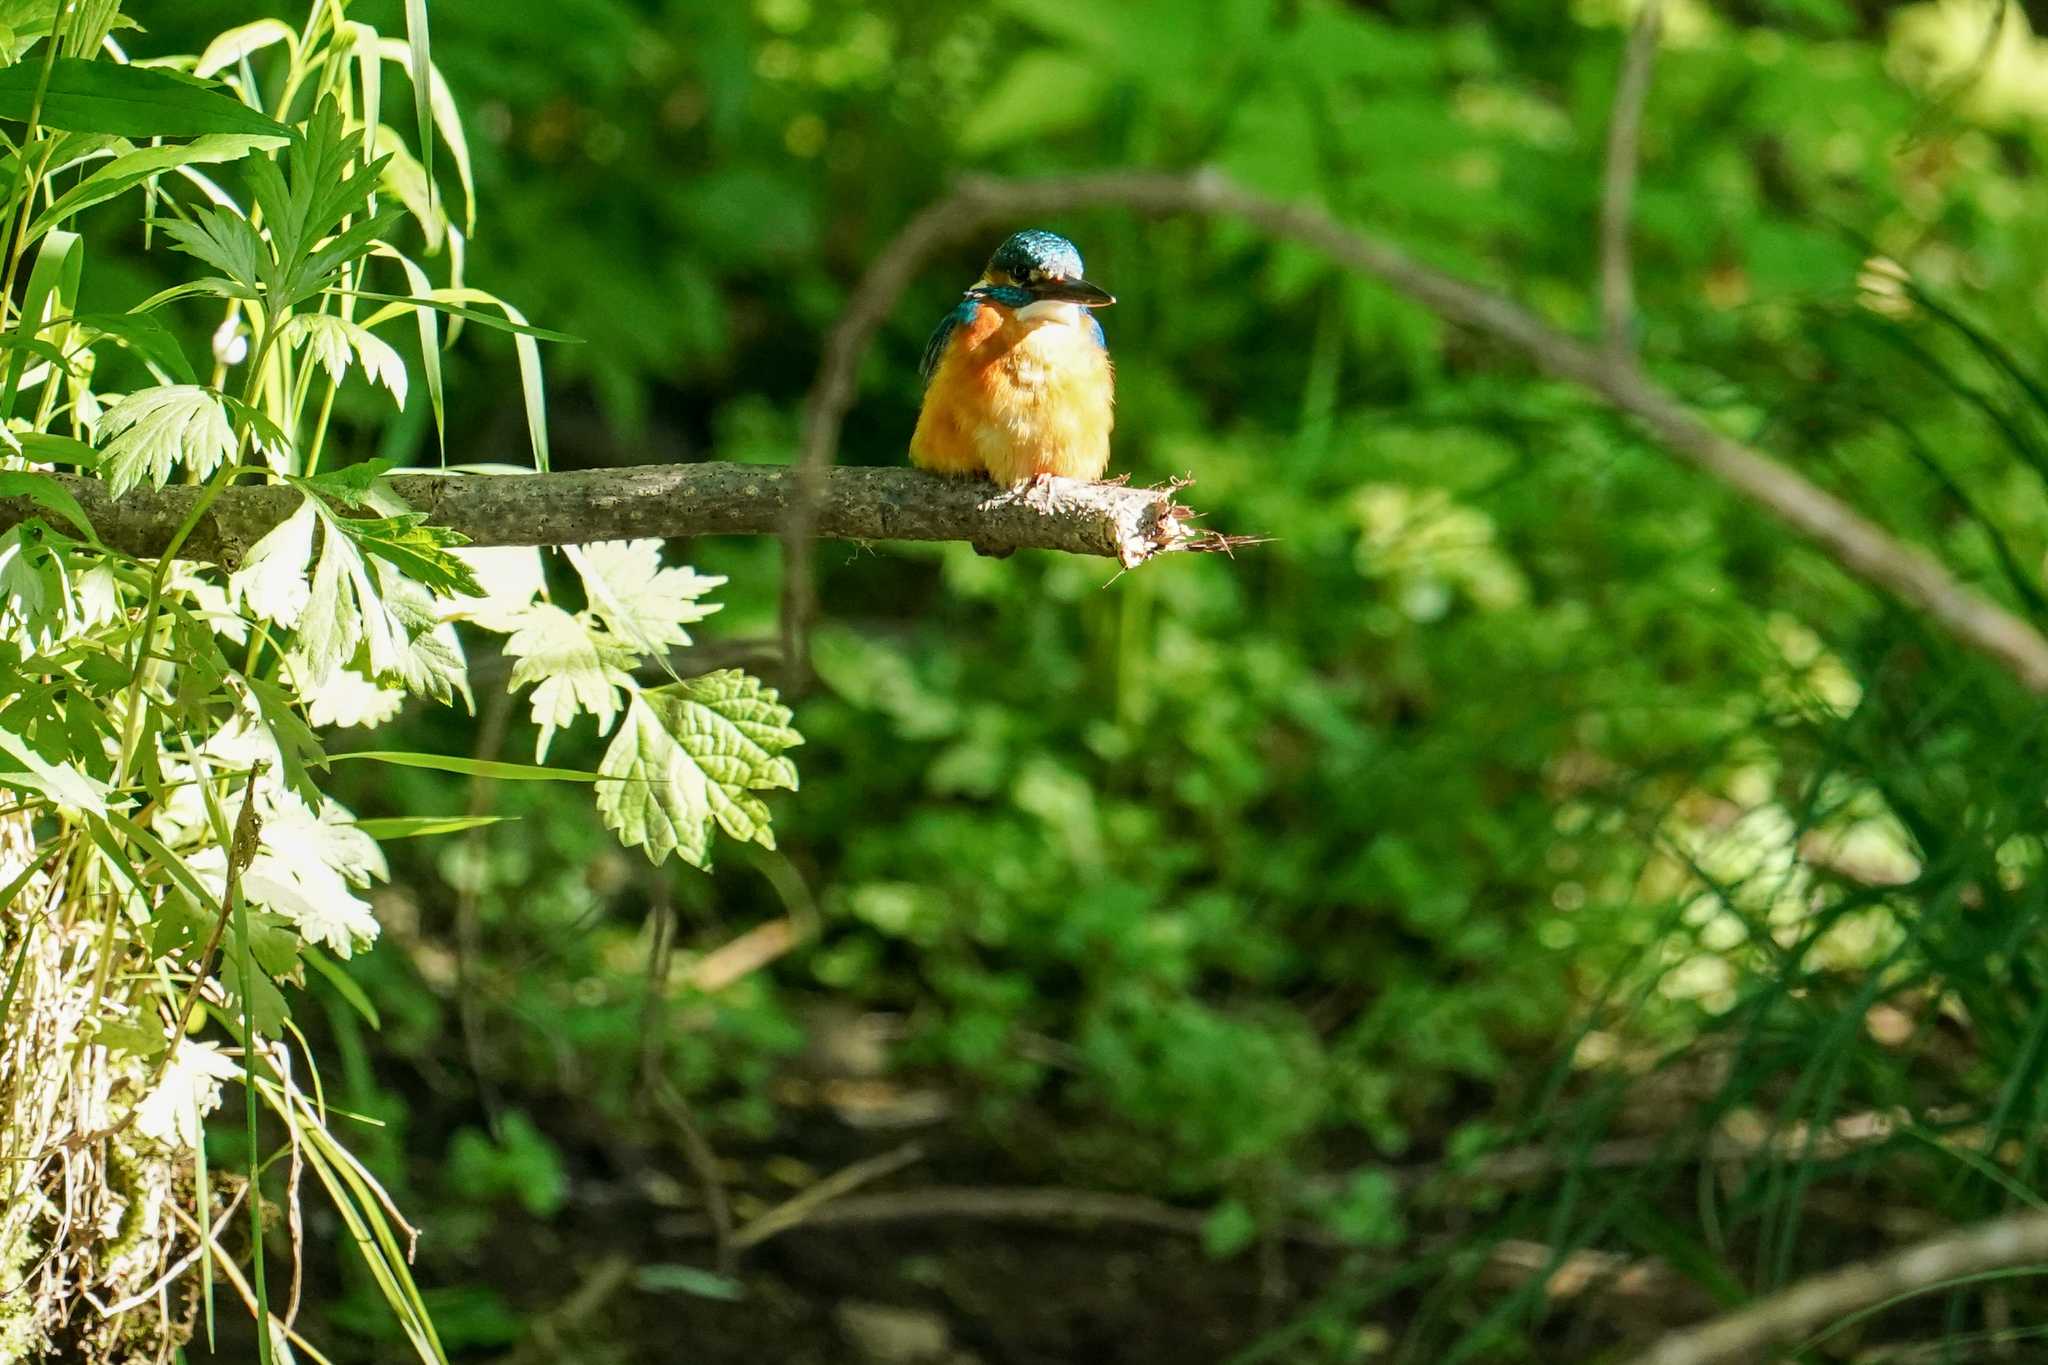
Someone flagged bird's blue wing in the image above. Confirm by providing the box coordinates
[1086,311,1107,352]
[920,297,981,386]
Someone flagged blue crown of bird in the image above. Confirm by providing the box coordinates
[911,229,1117,488]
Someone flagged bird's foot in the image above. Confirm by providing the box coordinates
[986,472,1057,508]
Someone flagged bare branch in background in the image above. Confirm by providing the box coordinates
[1601,0,1664,355]
[779,170,2048,692]
[2,463,1225,570]
[1624,1207,2048,1365]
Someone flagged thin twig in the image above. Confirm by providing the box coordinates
[453,685,513,1135]
[1624,1207,2048,1365]
[499,1252,633,1365]
[680,1182,1699,1311]
[637,882,734,1274]
[1600,0,1663,356]
[727,1141,924,1253]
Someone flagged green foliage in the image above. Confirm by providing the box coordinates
[0,3,796,1361]
[88,0,2048,1361]
[443,1111,567,1218]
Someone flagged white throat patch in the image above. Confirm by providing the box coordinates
[1014,298,1085,326]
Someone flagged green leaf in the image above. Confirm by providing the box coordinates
[0,470,95,541]
[159,209,267,299]
[403,0,435,230]
[1201,1199,1258,1259]
[567,540,724,655]
[956,50,1111,154]
[300,458,395,502]
[321,750,598,782]
[3,228,81,420]
[285,313,408,407]
[10,432,98,465]
[0,724,108,813]
[350,813,512,839]
[0,59,291,138]
[219,951,288,1038]
[244,674,325,799]
[286,205,403,307]
[343,289,582,342]
[634,1265,746,1301]
[504,602,638,760]
[193,19,299,81]
[292,507,465,702]
[327,511,481,597]
[26,133,283,243]
[0,522,73,652]
[367,245,444,455]
[72,310,195,385]
[226,495,316,627]
[96,1015,169,1058]
[98,384,235,495]
[303,944,380,1030]
[595,670,802,869]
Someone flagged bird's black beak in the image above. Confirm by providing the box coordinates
[1037,276,1115,307]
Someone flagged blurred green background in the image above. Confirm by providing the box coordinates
[134,0,2048,1359]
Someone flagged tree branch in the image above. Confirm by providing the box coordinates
[1601,0,1663,356]
[1624,1207,2048,1365]
[3,463,1222,568]
[783,170,2048,692]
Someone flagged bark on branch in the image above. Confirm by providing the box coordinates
[1625,1207,2048,1365]
[784,170,2048,693]
[1,463,1224,569]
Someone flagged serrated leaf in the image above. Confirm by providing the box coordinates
[300,457,394,503]
[301,667,403,729]
[243,674,325,799]
[0,522,71,652]
[568,540,723,655]
[294,506,463,702]
[159,209,268,299]
[227,495,316,628]
[504,602,637,761]
[595,670,802,869]
[286,313,408,407]
[99,384,236,495]
[328,511,480,597]
[372,561,470,707]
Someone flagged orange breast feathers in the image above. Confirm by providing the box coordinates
[910,300,1116,485]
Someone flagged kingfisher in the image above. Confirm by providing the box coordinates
[910,229,1116,487]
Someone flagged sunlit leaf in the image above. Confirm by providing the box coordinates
[98,384,235,495]
[0,721,107,813]
[567,539,724,655]
[0,58,291,138]
[193,18,299,80]
[285,313,408,407]
[503,601,637,760]
[226,494,317,628]
[27,133,283,243]
[595,670,802,869]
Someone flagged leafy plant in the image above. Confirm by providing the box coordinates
[0,3,797,1360]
